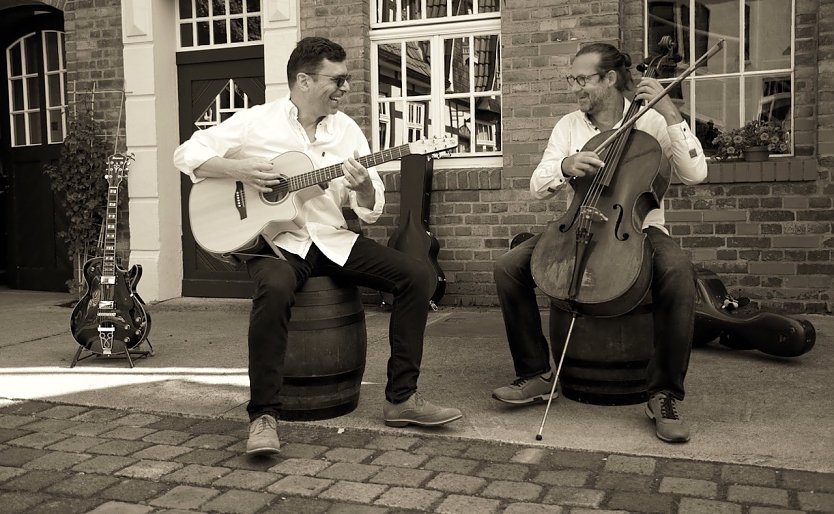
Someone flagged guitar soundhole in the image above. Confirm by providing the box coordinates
[262,177,289,204]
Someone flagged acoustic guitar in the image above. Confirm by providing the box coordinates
[70,153,151,355]
[189,137,458,256]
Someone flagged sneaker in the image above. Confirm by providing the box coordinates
[645,392,691,443]
[246,414,281,455]
[383,393,463,427]
[492,373,556,405]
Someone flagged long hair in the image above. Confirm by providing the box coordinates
[576,43,634,92]
[286,37,347,88]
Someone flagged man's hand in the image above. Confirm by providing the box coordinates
[342,151,375,208]
[561,151,605,179]
[635,77,683,125]
[231,158,280,193]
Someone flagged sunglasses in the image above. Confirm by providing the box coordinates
[306,73,351,88]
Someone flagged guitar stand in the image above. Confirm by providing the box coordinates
[69,338,155,369]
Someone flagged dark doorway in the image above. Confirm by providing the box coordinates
[177,46,265,297]
[0,5,70,291]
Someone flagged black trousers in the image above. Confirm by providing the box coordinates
[493,227,696,400]
[244,236,434,421]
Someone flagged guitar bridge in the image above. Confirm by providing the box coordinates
[98,326,115,355]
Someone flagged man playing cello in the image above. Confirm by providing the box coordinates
[492,43,707,443]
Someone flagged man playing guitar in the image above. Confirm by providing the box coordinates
[174,37,462,456]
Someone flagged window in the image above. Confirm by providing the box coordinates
[6,30,67,147]
[194,79,252,130]
[371,0,501,165]
[177,0,262,50]
[645,0,794,157]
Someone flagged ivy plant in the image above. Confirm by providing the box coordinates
[43,105,112,295]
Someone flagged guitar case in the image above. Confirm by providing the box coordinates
[693,267,815,357]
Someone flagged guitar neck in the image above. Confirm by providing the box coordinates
[288,144,413,191]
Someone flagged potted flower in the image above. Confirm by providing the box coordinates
[711,119,790,161]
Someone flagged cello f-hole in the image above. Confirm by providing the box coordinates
[613,204,629,241]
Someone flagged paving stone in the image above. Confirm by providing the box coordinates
[98,478,174,502]
[0,402,53,416]
[86,439,153,456]
[114,460,184,480]
[369,450,428,468]
[162,464,231,485]
[20,418,83,433]
[727,484,790,506]
[266,474,333,497]
[317,462,381,481]
[148,484,220,510]
[570,510,630,514]
[748,508,806,514]
[0,415,36,429]
[45,435,106,452]
[606,492,677,513]
[140,430,193,446]
[425,472,487,494]
[721,464,779,486]
[26,495,105,513]
[541,486,605,508]
[594,472,657,493]
[435,493,501,513]
[656,459,718,480]
[532,469,591,487]
[131,444,193,461]
[61,422,118,437]
[322,447,375,463]
[373,486,443,510]
[412,439,468,456]
[212,469,281,490]
[422,455,479,474]
[6,431,69,449]
[781,469,834,493]
[0,469,72,492]
[0,428,31,443]
[278,442,328,459]
[188,419,247,436]
[481,479,543,501]
[71,455,136,474]
[476,462,530,481]
[259,496,332,513]
[200,489,275,514]
[46,473,121,497]
[21,450,92,470]
[0,465,26,483]
[175,448,236,465]
[604,454,656,475]
[0,446,47,466]
[0,491,50,513]
[182,433,238,449]
[85,501,154,513]
[269,457,331,476]
[369,466,433,487]
[511,447,548,464]
[798,491,834,512]
[461,444,519,462]
[678,497,743,514]
[220,453,281,471]
[503,503,564,513]
[318,480,388,503]
[366,435,419,451]
[659,476,718,498]
[144,416,202,432]
[70,409,127,423]
[38,405,90,419]
[110,413,163,427]
[105,426,159,441]
[547,450,606,471]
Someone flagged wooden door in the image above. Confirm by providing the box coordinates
[177,47,265,297]
[0,6,69,290]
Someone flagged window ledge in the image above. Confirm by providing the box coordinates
[691,157,818,184]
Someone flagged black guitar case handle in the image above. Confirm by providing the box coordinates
[693,268,815,358]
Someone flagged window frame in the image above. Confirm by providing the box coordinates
[370,6,502,170]
[643,0,796,159]
[176,0,263,52]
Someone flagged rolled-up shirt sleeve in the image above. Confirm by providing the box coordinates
[173,108,252,183]
[657,120,708,186]
[530,117,573,199]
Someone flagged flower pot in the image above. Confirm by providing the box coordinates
[743,145,770,162]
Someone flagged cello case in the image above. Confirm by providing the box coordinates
[693,268,815,357]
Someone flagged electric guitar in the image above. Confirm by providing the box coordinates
[188,137,458,255]
[70,153,151,355]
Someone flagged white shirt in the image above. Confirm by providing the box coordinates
[173,95,385,266]
[530,99,708,233]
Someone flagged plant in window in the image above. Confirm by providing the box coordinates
[711,119,790,160]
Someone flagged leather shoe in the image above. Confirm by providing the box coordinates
[246,414,281,455]
[384,393,462,427]
[645,392,690,443]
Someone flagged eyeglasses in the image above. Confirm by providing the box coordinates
[306,73,351,88]
[566,72,604,87]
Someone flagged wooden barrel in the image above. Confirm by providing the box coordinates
[278,276,367,421]
[549,302,653,405]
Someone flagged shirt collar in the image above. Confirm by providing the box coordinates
[283,94,336,136]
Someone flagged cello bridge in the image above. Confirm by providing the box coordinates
[579,206,608,223]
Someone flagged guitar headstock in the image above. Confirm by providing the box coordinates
[407,136,459,157]
[105,152,135,187]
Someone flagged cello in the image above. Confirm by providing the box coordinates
[528,37,725,439]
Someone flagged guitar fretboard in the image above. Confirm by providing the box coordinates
[99,155,128,313]
[286,144,412,191]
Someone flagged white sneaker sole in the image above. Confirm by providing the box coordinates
[384,412,463,428]
[245,444,281,455]
[492,392,557,405]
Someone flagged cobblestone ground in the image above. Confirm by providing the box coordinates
[0,400,832,514]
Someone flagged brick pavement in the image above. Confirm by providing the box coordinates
[0,400,832,514]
